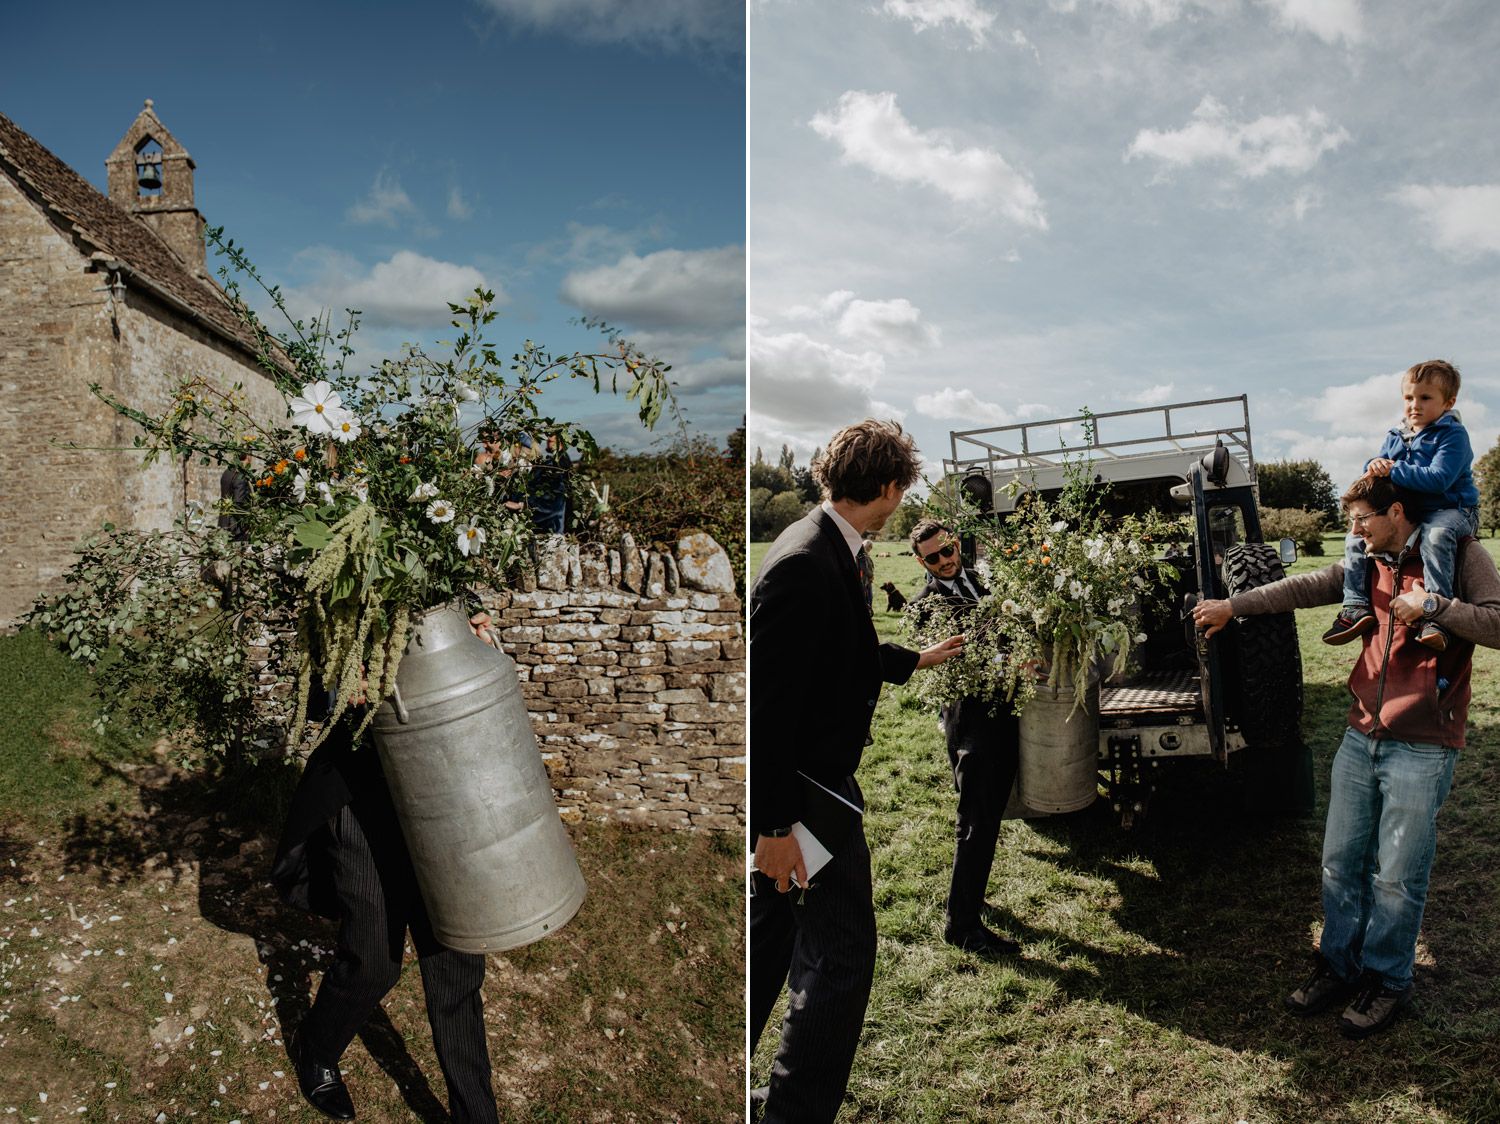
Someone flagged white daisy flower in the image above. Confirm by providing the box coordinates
[1069,580,1085,599]
[426,498,456,524]
[287,381,344,435]
[455,518,486,556]
[330,412,362,443]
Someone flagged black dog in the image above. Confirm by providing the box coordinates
[880,581,907,612]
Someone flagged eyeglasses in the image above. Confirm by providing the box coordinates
[1348,505,1391,528]
[920,541,957,565]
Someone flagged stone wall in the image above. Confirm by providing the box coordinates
[478,532,745,831]
[0,173,282,626]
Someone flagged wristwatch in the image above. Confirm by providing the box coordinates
[1422,593,1439,618]
[760,825,794,838]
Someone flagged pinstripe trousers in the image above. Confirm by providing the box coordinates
[300,797,500,1124]
[750,806,878,1124]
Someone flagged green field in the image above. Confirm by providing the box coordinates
[750,533,1500,1123]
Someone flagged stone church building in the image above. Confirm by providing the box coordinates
[0,102,284,626]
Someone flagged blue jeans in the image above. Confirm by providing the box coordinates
[1319,728,1457,990]
[1342,505,1479,608]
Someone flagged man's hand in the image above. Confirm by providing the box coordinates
[1392,579,1428,624]
[917,634,964,669]
[470,612,501,649]
[1367,458,1395,477]
[1192,598,1234,637]
[754,833,808,894]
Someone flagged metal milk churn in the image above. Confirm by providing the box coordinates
[370,602,587,952]
[1017,673,1100,814]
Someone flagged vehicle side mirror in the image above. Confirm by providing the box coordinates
[1279,538,1297,566]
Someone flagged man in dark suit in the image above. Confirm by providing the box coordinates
[749,420,962,1124]
[909,518,1021,958]
[272,614,503,1123]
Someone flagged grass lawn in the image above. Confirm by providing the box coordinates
[0,626,743,1124]
[749,533,1500,1123]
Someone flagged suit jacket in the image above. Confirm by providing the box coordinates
[749,507,919,835]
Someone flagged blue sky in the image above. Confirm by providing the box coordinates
[749,0,1500,494]
[2,0,744,453]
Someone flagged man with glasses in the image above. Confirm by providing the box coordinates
[910,518,1022,958]
[1193,475,1500,1039]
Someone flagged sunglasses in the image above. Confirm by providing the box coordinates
[920,541,957,565]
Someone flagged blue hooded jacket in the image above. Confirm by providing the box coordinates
[1368,410,1479,514]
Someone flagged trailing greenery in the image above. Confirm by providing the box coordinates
[31,230,677,757]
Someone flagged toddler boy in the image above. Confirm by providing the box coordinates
[1324,360,1479,651]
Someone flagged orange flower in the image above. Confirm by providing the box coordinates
[1043,556,1052,565]
[273,459,290,474]
[399,455,411,464]
[293,448,307,461]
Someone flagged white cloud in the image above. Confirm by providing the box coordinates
[346,173,417,227]
[447,187,474,221]
[1127,95,1350,178]
[809,90,1048,226]
[1259,0,1363,45]
[749,329,887,433]
[913,386,1012,424]
[784,290,940,353]
[836,297,941,352]
[290,248,496,330]
[1057,0,1230,25]
[558,244,744,333]
[474,0,743,55]
[1394,184,1500,259]
[1128,383,1176,405]
[880,0,996,46]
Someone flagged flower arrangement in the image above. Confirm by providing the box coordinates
[910,425,1186,717]
[33,230,678,756]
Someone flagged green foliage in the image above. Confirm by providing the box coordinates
[1257,458,1340,520]
[884,495,932,544]
[34,229,679,756]
[1259,506,1329,555]
[1477,435,1500,536]
[749,458,795,494]
[586,434,746,596]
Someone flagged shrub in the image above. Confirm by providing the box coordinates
[1258,460,1339,522]
[1259,507,1328,555]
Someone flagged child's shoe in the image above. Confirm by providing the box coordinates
[1417,621,1449,652]
[1323,607,1375,645]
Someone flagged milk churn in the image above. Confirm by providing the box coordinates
[370,602,587,953]
[1017,674,1100,814]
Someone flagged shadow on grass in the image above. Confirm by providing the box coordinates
[52,755,454,1124]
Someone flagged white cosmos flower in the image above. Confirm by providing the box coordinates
[330,411,362,443]
[1069,580,1085,599]
[426,498,456,524]
[455,381,481,402]
[1000,599,1019,614]
[1032,608,1048,626]
[293,470,309,502]
[484,475,495,497]
[1134,632,1148,644]
[409,481,439,502]
[353,478,369,503]
[1055,573,1068,591]
[1051,520,1068,532]
[287,381,344,435]
[456,518,486,556]
[1107,598,1123,615]
[315,481,334,505]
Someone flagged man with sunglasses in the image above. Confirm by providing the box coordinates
[1193,475,1500,1039]
[910,519,1022,958]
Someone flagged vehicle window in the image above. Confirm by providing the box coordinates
[1208,505,1246,566]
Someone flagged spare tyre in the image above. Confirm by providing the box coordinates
[1221,542,1303,749]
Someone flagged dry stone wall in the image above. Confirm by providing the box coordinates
[479,531,744,831]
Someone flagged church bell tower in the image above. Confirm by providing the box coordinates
[105,99,206,273]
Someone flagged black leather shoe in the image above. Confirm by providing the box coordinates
[293,1029,356,1120]
[943,924,1020,958]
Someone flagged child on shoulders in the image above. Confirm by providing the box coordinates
[1324,360,1479,652]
